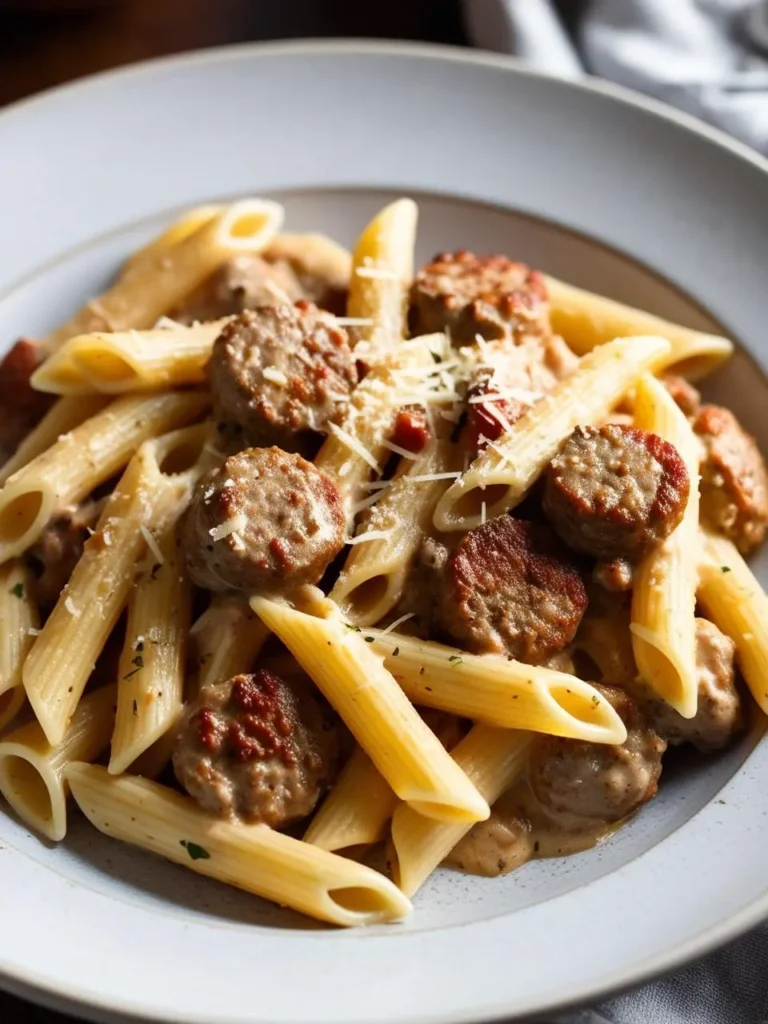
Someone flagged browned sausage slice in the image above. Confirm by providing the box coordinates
[543,424,690,561]
[437,516,588,664]
[181,447,345,595]
[173,670,338,826]
[0,339,54,462]
[529,685,666,830]
[209,303,358,450]
[410,251,551,344]
[695,404,768,554]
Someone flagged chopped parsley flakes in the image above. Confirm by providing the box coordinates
[448,655,463,666]
[9,582,23,599]
[180,840,210,861]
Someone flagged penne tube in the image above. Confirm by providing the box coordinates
[347,198,417,355]
[0,685,115,841]
[123,205,223,273]
[330,437,455,626]
[314,335,437,518]
[368,631,627,744]
[66,764,411,927]
[109,521,192,774]
[304,746,397,852]
[390,725,533,897]
[42,198,284,353]
[0,687,26,735]
[251,594,489,825]
[192,596,270,693]
[0,390,207,563]
[433,336,671,532]
[23,426,208,747]
[545,275,734,380]
[698,530,768,715]
[0,562,39,696]
[0,395,108,486]
[631,374,700,717]
[32,319,231,395]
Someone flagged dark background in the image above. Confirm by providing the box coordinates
[0,0,576,1021]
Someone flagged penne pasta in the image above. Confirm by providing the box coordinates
[390,725,533,897]
[66,764,411,927]
[347,198,417,355]
[31,319,231,395]
[0,390,207,563]
[304,746,397,852]
[123,205,223,273]
[192,596,270,693]
[0,685,115,841]
[42,198,284,353]
[330,437,455,625]
[0,395,108,486]
[23,426,208,746]
[368,630,627,744]
[251,594,490,825]
[697,530,768,715]
[545,275,734,380]
[0,562,38,697]
[109,521,192,774]
[630,374,700,718]
[0,686,26,736]
[314,335,437,518]
[433,336,671,532]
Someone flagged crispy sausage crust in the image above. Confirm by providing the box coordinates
[181,447,345,595]
[695,404,768,554]
[209,304,358,450]
[544,424,690,561]
[173,670,338,826]
[438,516,588,664]
[410,250,550,343]
[530,684,666,830]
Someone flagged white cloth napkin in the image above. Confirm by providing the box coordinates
[463,2,768,1021]
[464,0,768,154]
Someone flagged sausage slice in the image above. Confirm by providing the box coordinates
[695,404,768,554]
[410,251,550,344]
[173,670,338,826]
[181,447,345,595]
[529,685,666,830]
[209,304,358,450]
[0,339,54,462]
[437,516,588,664]
[543,424,690,561]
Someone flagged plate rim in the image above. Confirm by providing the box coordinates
[0,37,767,1024]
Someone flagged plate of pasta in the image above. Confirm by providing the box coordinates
[1,38,768,1024]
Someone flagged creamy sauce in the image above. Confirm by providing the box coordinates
[445,776,620,878]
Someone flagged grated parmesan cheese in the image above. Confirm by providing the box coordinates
[27,627,41,637]
[263,367,288,385]
[468,387,542,405]
[406,472,462,483]
[209,514,248,542]
[140,525,164,565]
[378,612,415,636]
[381,439,420,461]
[480,501,487,525]
[346,529,391,546]
[334,317,375,327]
[328,423,381,472]
[355,265,400,281]
[64,596,80,618]
[153,315,183,330]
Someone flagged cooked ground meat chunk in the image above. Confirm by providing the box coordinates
[592,557,634,593]
[662,375,701,418]
[209,304,358,450]
[0,339,54,462]
[174,256,306,324]
[181,447,345,595]
[410,251,551,344]
[173,670,338,826]
[530,684,666,830]
[695,404,768,554]
[437,516,588,664]
[390,407,430,454]
[25,501,102,610]
[543,424,690,561]
[395,535,453,637]
[640,619,743,753]
[445,810,534,877]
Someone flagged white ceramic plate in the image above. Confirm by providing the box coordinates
[1,40,768,1024]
